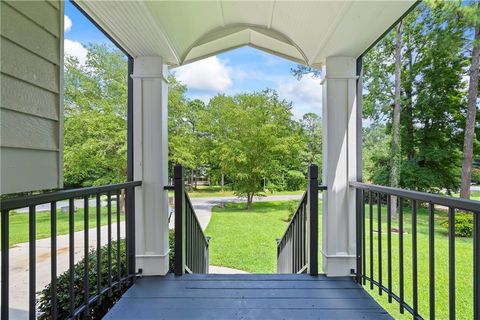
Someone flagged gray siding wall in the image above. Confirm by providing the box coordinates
[1,0,63,194]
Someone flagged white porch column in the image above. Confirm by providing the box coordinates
[132,56,169,276]
[322,57,358,277]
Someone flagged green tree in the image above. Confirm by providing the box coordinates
[202,91,304,208]
[362,2,469,193]
[63,44,128,187]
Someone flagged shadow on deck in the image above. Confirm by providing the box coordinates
[104,274,391,319]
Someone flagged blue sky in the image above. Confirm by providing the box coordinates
[64,2,322,118]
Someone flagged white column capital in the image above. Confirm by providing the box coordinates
[131,56,169,82]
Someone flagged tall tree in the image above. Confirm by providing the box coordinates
[460,0,480,199]
[63,44,128,187]
[391,22,403,218]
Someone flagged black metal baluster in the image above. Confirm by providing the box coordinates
[1,209,9,320]
[125,189,130,278]
[96,194,102,304]
[174,165,186,275]
[107,192,112,296]
[29,206,36,320]
[474,211,479,320]
[448,206,456,320]
[362,190,366,285]
[69,198,75,316]
[429,202,435,319]
[84,196,89,316]
[50,202,57,319]
[412,200,418,317]
[387,195,392,303]
[399,198,404,314]
[117,190,121,285]
[369,191,374,290]
[356,188,362,283]
[377,193,382,295]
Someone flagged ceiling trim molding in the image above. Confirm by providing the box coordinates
[180,23,309,66]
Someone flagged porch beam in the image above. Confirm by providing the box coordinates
[132,56,170,275]
[322,56,358,277]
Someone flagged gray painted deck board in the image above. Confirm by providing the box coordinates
[104,274,391,319]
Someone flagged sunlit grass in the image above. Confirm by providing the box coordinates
[4,206,123,247]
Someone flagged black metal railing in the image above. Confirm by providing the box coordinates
[351,181,480,320]
[173,165,209,275]
[0,181,141,320]
[277,164,325,275]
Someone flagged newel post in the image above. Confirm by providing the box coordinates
[174,164,186,275]
[307,164,319,276]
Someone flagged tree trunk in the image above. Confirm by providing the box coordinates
[194,170,198,189]
[221,173,224,192]
[246,193,253,210]
[404,39,415,161]
[391,22,403,219]
[120,189,126,214]
[460,22,480,199]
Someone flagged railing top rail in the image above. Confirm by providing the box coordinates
[277,191,307,245]
[350,181,480,212]
[184,191,209,245]
[0,181,142,211]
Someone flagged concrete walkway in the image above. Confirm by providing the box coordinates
[208,265,249,274]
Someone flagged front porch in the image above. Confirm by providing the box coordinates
[104,274,390,320]
[2,1,480,319]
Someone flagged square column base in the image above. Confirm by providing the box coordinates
[322,252,356,277]
[136,252,170,276]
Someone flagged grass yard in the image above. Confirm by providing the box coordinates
[363,201,475,320]
[452,190,480,201]
[205,201,295,273]
[5,206,123,247]
[205,199,476,320]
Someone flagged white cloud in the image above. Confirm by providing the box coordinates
[276,74,323,118]
[174,56,233,92]
[64,15,72,33]
[64,39,88,65]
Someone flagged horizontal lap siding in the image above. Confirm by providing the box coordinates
[0,0,63,194]
[1,148,60,194]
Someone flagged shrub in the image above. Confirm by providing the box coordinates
[285,170,305,191]
[441,213,474,237]
[472,168,480,184]
[37,240,129,319]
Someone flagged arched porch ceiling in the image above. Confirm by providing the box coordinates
[75,0,416,67]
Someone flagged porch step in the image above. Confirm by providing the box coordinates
[104,274,392,319]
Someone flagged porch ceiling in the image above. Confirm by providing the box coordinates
[75,0,415,67]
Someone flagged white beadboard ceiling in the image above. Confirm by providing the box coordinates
[75,0,415,67]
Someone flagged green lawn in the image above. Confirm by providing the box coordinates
[205,201,294,273]
[5,206,123,247]
[363,201,475,320]
[452,190,480,201]
[205,199,475,320]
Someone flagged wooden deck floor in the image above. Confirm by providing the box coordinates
[104,274,391,320]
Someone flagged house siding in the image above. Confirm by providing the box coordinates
[0,0,63,194]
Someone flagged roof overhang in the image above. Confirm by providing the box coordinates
[74,0,416,68]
